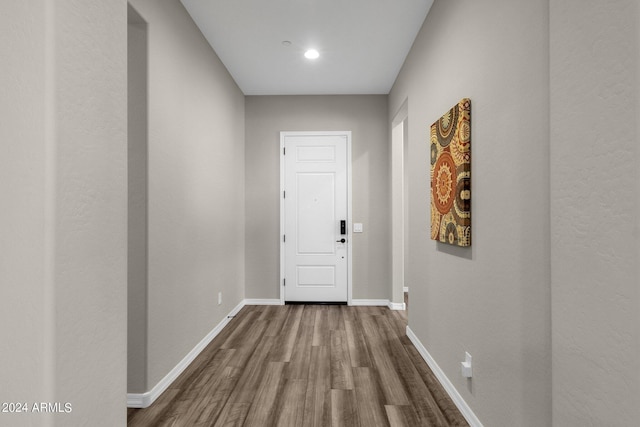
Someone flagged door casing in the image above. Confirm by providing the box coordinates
[280,131,353,304]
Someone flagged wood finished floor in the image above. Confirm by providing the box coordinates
[127,303,468,426]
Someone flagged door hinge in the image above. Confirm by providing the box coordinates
[283,234,286,242]
[283,278,286,287]
[283,147,286,155]
[283,190,286,199]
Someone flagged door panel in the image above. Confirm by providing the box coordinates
[297,173,335,254]
[283,133,349,302]
[297,266,335,287]
[296,145,336,162]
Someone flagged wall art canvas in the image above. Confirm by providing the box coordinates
[430,98,471,246]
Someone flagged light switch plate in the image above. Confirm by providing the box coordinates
[353,223,363,233]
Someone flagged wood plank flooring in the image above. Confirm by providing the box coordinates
[127,304,469,427]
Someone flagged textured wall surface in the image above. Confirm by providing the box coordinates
[1,1,128,426]
[128,0,246,392]
[53,0,128,423]
[550,1,640,425]
[1,3,50,425]
[245,95,390,300]
[389,0,551,425]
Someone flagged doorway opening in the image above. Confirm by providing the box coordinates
[392,101,408,311]
[127,3,148,397]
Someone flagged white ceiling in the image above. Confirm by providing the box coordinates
[180,0,433,95]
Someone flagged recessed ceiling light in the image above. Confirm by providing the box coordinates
[281,40,292,47]
[304,49,319,59]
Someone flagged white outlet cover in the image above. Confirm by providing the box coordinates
[353,223,363,233]
[461,352,473,378]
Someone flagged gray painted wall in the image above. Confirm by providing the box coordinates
[550,1,640,425]
[245,96,390,301]
[127,4,149,394]
[389,0,551,425]
[128,0,246,392]
[1,1,128,426]
[1,5,50,424]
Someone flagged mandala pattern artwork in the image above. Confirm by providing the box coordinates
[430,98,471,246]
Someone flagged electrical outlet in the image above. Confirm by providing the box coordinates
[461,352,472,378]
[218,292,222,305]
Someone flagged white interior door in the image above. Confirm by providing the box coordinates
[281,132,350,302]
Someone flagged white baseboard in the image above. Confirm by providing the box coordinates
[126,393,147,408]
[244,298,282,305]
[127,300,245,408]
[405,326,483,427]
[388,301,406,311]
[350,299,389,306]
[350,299,405,310]
[403,286,409,293]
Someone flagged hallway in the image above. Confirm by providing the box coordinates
[127,304,468,426]
[4,1,638,425]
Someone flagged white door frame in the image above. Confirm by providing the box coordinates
[280,131,353,305]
